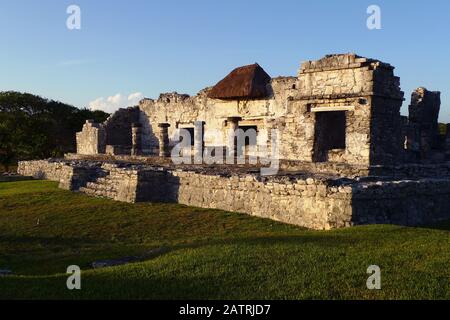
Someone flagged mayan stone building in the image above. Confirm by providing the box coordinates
[18,54,450,230]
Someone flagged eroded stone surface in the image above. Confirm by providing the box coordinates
[18,53,450,230]
[17,159,450,230]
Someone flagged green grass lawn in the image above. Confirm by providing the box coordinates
[0,180,449,300]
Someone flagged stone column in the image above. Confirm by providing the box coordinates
[194,121,205,164]
[131,123,143,156]
[158,123,171,157]
[227,117,242,159]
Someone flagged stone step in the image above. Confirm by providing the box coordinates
[78,168,131,200]
[83,182,118,193]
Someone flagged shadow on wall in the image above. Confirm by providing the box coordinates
[349,180,450,227]
[133,169,450,229]
[135,171,181,202]
[104,107,140,147]
[139,110,159,155]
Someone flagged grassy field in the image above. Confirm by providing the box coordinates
[0,180,448,300]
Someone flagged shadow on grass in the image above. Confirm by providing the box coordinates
[0,235,99,246]
[426,220,450,231]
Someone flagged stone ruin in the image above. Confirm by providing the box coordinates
[18,53,450,230]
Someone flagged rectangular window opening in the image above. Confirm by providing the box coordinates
[313,111,346,162]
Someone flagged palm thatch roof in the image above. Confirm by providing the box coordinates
[208,63,271,100]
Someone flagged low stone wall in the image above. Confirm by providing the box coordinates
[171,172,352,229]
[352,178,450,226]
[80,163,140,203]
[65,153,450,179]
[282,160,450,178]
[16,160,450,230]
[17,160,105,190]
[134,170,450,229]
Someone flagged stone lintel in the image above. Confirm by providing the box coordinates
[311,106,355,113]
[158,123,171,128]
[296,92,405,102]
[226,116,242,123]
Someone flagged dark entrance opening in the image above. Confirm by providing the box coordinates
[238,125,258,157]
[239,126,258,146]
[184,128,195,146]
[313,111,346,162]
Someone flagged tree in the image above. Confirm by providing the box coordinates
[0,91,109,171]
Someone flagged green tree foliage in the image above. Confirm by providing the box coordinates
[0,91,109,171]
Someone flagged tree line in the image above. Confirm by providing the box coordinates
[0,91,109,171]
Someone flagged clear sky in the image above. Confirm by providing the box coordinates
[1,0,449,121]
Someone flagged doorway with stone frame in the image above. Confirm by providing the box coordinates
[312,111,347,162]
[238,125,258,158]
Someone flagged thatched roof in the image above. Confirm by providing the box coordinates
[208,63,271,100]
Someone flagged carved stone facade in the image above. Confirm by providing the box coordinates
[20,53,450,229]
[75,53,427,168]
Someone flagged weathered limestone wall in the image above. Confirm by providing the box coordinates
[76,120,106,155]
[17,160,105,190]
[19,160,450,230]
[352,178,450,226]
[80,163,140,203]
[286,54,404,166]
[133,170,450,229]
[104,107,140,148]
[64,152,450,179]
[138,77,297,157]
[406,87,441,159]
[159,171,353,230]
[278,96,372,164]
[137,54,392,166]
[75,54,417,169]
[76,108,140,156]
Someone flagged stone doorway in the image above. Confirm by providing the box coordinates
[238,125,258,157]
[313,111,346,162]
[184,127,195,146]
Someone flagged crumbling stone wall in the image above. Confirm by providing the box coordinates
[76,107,140,156]
[137,53,407,167]
[138,77,296,157]
[406,87,441,159]
[17,160,105,190]
[104,107,140,149]
[76,54,447,169]
[79,163,139,202]
[76,120,106,155]
[352,178,450,225]
[283,54,404,166]
[139,93,201,154]
[18,160,450,230]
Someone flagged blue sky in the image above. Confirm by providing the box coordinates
[1,0,449,121]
